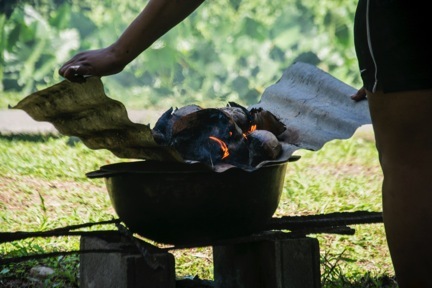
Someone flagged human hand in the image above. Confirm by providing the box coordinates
[58,47,126,82]
[351,86,367,102]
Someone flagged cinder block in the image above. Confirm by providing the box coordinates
[213,235,321,288]
[80,234,175,288]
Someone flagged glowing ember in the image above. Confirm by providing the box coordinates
[152,102,286,168]
[243,124,258,139]
[209,136,230,159]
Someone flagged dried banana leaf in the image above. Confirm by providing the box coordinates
[12,77,183,162]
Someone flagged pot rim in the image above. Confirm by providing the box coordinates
[98,159,290,174]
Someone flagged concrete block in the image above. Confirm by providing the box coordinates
[80,234,175,288]
[213,235,321,288]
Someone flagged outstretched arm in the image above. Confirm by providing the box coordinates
[59,0,205,81]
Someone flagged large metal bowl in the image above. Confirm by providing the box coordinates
[86,160,289,245]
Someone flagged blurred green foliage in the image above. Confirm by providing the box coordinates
[0,0,361,109]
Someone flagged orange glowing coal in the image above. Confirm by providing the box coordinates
[249,124,257,133]
[243,124,257,139]
[209,136,230,159]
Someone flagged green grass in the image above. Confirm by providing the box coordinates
[0,91,25,110]
[0,129,397,287]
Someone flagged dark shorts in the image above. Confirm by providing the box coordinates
[354,0,432,93]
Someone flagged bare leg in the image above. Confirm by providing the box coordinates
[367,89,432,287]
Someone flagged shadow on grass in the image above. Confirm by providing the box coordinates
[0,134,81,146]
[322,275,398,288]
[0,134,60,142]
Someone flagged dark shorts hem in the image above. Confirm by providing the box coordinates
[354,0,432,93]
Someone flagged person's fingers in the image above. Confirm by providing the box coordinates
[59,55,81,76]
[58,64,69,76]
[63,65,79,78]
[351,87,367,102]
[351,93,366,101]
[62,65,87,82]
[59,64,79,78]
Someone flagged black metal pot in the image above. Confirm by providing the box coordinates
[86,160,289,245]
